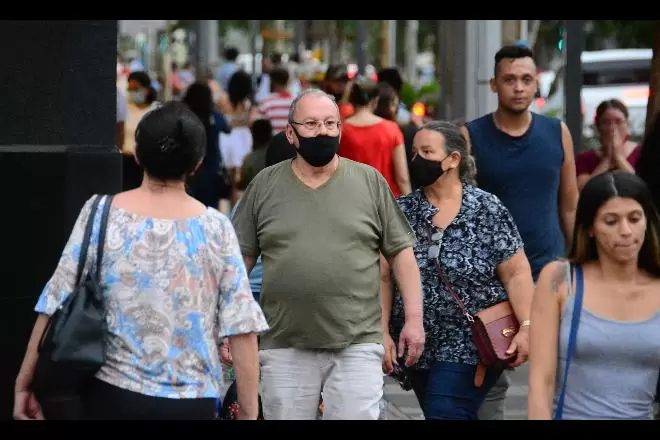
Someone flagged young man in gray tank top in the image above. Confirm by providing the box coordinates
[232,89,426,420]
[461,45,579,420]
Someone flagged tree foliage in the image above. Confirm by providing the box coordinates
[588,20,654,49]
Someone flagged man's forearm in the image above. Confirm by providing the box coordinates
[379,255,394,331]
[389,247,422,321]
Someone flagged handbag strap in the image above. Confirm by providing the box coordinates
[434,260,474,323]
[554,263,584,420]
[74,195,103,287]
[93,195,114,282]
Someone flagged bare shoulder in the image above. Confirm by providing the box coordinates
[537,260,571,298]
[559,121,575,150]
[640,271,660,292]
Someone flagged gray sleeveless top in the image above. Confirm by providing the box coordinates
[553,263,660,419]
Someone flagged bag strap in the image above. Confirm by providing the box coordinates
[93,195,115,282]
[74,195,103,288]
[434,260,474,324]
[554,263,584,420]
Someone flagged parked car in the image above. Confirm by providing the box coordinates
[531,49,652,139]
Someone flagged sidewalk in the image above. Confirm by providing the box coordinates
[382,376,423,420]
[382,365,530,420]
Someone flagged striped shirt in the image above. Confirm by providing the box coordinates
[257,91,295,135]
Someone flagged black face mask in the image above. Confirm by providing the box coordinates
[292,127,339,167]
[410,154,449,187]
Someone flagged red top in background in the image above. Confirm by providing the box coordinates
[575,144,642,176]
[338,103,354,120]
[339,119,404,197]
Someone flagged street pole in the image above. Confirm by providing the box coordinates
[194,20,211,81]
[356,20,367,76]
[564,20,585,149]
[248,20,260,88]
[465,20,501,122]
[519,20,528,43]
[387,20,397,67]
[436,20,447,119]
[450,20,467,121]
[405,20,418,86]
[275,20,286,54]
[207,20,219,70]
[293,20,306,59]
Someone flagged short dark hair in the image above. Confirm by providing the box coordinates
[377,67,404,95]
[266,131,296,167]
[135,101,206,181]
[494,45,535,77]
[224,47,239,61]
[325,64,349,83]
[270,52,282,65]
[251,118,273,148]
[182,82,213,123]
[269,68,290,88]
[227,70,254,108]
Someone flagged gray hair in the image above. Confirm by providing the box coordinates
[421,120,477,185]
[287,88,340,123]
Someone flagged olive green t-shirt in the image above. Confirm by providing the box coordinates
[231,157,415,350]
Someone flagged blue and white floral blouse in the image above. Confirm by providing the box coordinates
[35,195,269,399]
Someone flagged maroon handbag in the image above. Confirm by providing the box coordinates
[436,264,519,387]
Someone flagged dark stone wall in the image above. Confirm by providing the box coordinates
[0,20,122,419]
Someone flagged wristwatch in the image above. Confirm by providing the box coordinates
[520,320,531,328]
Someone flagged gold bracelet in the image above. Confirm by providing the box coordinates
[520,320,531,328]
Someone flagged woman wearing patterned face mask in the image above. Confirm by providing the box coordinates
[380,121,535,420]
[121,71,160,190]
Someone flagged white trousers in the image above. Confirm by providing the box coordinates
[259,343,384,420]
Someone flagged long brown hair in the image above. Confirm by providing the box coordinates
[568,171,660,276]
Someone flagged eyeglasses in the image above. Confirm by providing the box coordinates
[427,230,444,259]
[290,120,341,134]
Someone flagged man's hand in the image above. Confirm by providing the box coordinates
[220,338,233,367]
[382,332,398,374]
[506,327,529,368]
[397,319,425,367]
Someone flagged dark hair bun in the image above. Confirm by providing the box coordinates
[135,101,206,181]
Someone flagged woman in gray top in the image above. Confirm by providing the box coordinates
[528,171,660,420]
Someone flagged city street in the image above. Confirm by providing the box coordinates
[384,364,529,420]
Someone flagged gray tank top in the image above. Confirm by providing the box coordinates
[553,264,660,419]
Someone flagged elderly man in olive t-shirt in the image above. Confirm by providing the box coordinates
[232,88,425,420]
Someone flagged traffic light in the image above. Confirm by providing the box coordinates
[557,25,564,51]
